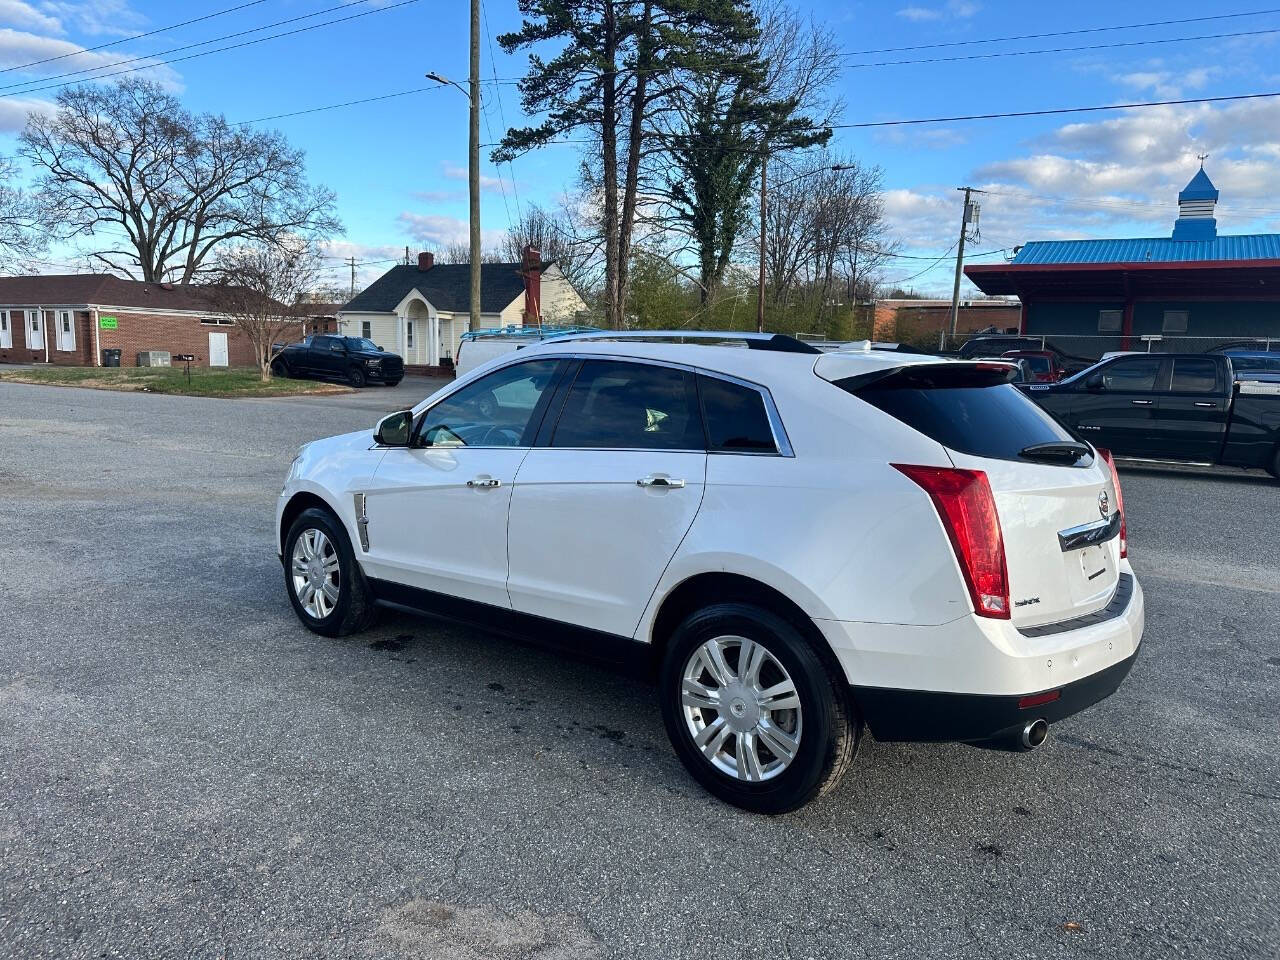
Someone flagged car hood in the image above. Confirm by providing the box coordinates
[354,349,400,360]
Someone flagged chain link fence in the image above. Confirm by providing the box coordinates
[943,332,1280,361]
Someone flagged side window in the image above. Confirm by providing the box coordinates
[1101,357,1163,392]
[1098,310,1122,333]
[418,358,561,448]
[1162,310,1189,334]
[329,338,345,352]
[698,374,777,453]
[1170,358,1219,393]
[552,360,702,450]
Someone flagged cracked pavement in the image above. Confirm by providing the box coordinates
[0,381,1277,959]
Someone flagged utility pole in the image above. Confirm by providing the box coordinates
[346,256,357,301]
[948,186,982,347]
[468,0,482,332]
[756,153,767,334]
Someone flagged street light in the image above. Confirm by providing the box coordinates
[756,161,852,333]
[428,45,481,334]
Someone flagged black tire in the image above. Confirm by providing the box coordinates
[1270,445,1280,480]
[659,603,859,814]
[347,366,367,388]
[283,507,377,637]
[270,358,289,377]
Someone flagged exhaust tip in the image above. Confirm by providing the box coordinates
[1020,718,1049,750]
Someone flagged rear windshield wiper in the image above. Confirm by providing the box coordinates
[1018,441,1092,465]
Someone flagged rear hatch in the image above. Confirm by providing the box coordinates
[830,361,1121,628]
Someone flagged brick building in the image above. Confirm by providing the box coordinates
[0,274,258,368]
[869,298,1022,344]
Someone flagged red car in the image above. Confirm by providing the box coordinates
[1002,349,1065,382]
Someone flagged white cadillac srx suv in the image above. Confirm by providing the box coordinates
[277,332,1144,813]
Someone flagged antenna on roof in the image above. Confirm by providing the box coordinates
[1196,152,1210,168]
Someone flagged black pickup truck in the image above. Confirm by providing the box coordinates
[1022,353,1280,477]
[271,335,403,388]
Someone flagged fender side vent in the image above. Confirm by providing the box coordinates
[354,492,370,551]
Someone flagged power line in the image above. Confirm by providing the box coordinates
[0,0,269,76]
[0,0,383,95]
[483,88,1280,147]
[885,240,960,285]
[241,86,439,124]
[482,0,523,226]
[0,0,423,101]
[480,14,1280,83]
[822,6,1280,57]
[840,25,1280,70]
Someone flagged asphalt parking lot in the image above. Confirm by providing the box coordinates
[1,379,1277,960]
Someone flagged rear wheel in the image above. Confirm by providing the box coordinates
[347,366,367,388]
[284,507,376,637]
[659,603,859,814]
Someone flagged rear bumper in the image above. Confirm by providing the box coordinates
[852,647,1139,742]
[816,564,1144,742]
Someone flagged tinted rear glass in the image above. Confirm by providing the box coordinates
[1170,358,1218,393]
[853,380,1077,462]
[698,375,776,452]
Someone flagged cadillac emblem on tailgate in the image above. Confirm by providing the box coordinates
[1098,490,1110,518]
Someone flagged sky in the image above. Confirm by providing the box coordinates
[1,0,1279,297]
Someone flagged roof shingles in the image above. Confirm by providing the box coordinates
[341,263,526,315]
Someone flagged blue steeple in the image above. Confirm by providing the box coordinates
[1178,166,1219,203]
[1172,161,1218,241]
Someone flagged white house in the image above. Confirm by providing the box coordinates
[337,247,586,370]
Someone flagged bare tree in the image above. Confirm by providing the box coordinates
[761,153,894,335]
[21,79,340,284]
[497,201,594,292]
[206,241,323,382]
[0,156,47,269]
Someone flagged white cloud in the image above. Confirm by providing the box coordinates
[879,98,1280,295]
[0,0,61,33]
[442,162,508,193]
[37,0,146,38]
[896,1,978,21]
[396,212,503,250]
[0,27,182,89]
[0,93,51,130]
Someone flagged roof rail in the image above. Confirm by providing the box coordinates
[459,323,600,342]
[544,330,822,354]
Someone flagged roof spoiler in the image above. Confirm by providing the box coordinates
[832,361,1020,392]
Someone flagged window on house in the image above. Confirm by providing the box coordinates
[361,320,372,339]
[199,317,235,325]
[0,310,10,349]
[1162,310,1189,334]
[406,320,414,349]
[1098,310,1123,333]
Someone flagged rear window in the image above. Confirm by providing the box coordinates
[1170,358,1219,393]
[847,366,1077,462]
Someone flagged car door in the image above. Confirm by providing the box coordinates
[506,357,708,638]
[1152,357,1228,462]
[1073,356,1168,456]
[318,336,348,377]
[359,357,566,609]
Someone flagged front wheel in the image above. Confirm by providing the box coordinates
[348,366,367,388]
[659,603,859,814]
[284,507,377,637]
[270,358,289,377]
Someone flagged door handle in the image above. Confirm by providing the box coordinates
[1130,399,1154,406]
[466,477,501,488]
[637,476,685,489]
[1193,401,1216,408]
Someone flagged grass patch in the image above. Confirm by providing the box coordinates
[0,365,353,398]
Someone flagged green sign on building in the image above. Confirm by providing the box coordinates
[99,315,118,330]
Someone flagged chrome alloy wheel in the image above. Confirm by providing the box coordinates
[291,528,340,619]
[681,635,802,782]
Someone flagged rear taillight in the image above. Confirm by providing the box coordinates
[893,464,1010,619]
[1095,447,1127,558]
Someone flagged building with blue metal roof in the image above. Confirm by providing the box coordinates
[965,166,1280,358]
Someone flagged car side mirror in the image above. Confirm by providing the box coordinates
[375,410,413,446]
[377,345,385,352]
[1086,375,1103,391]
